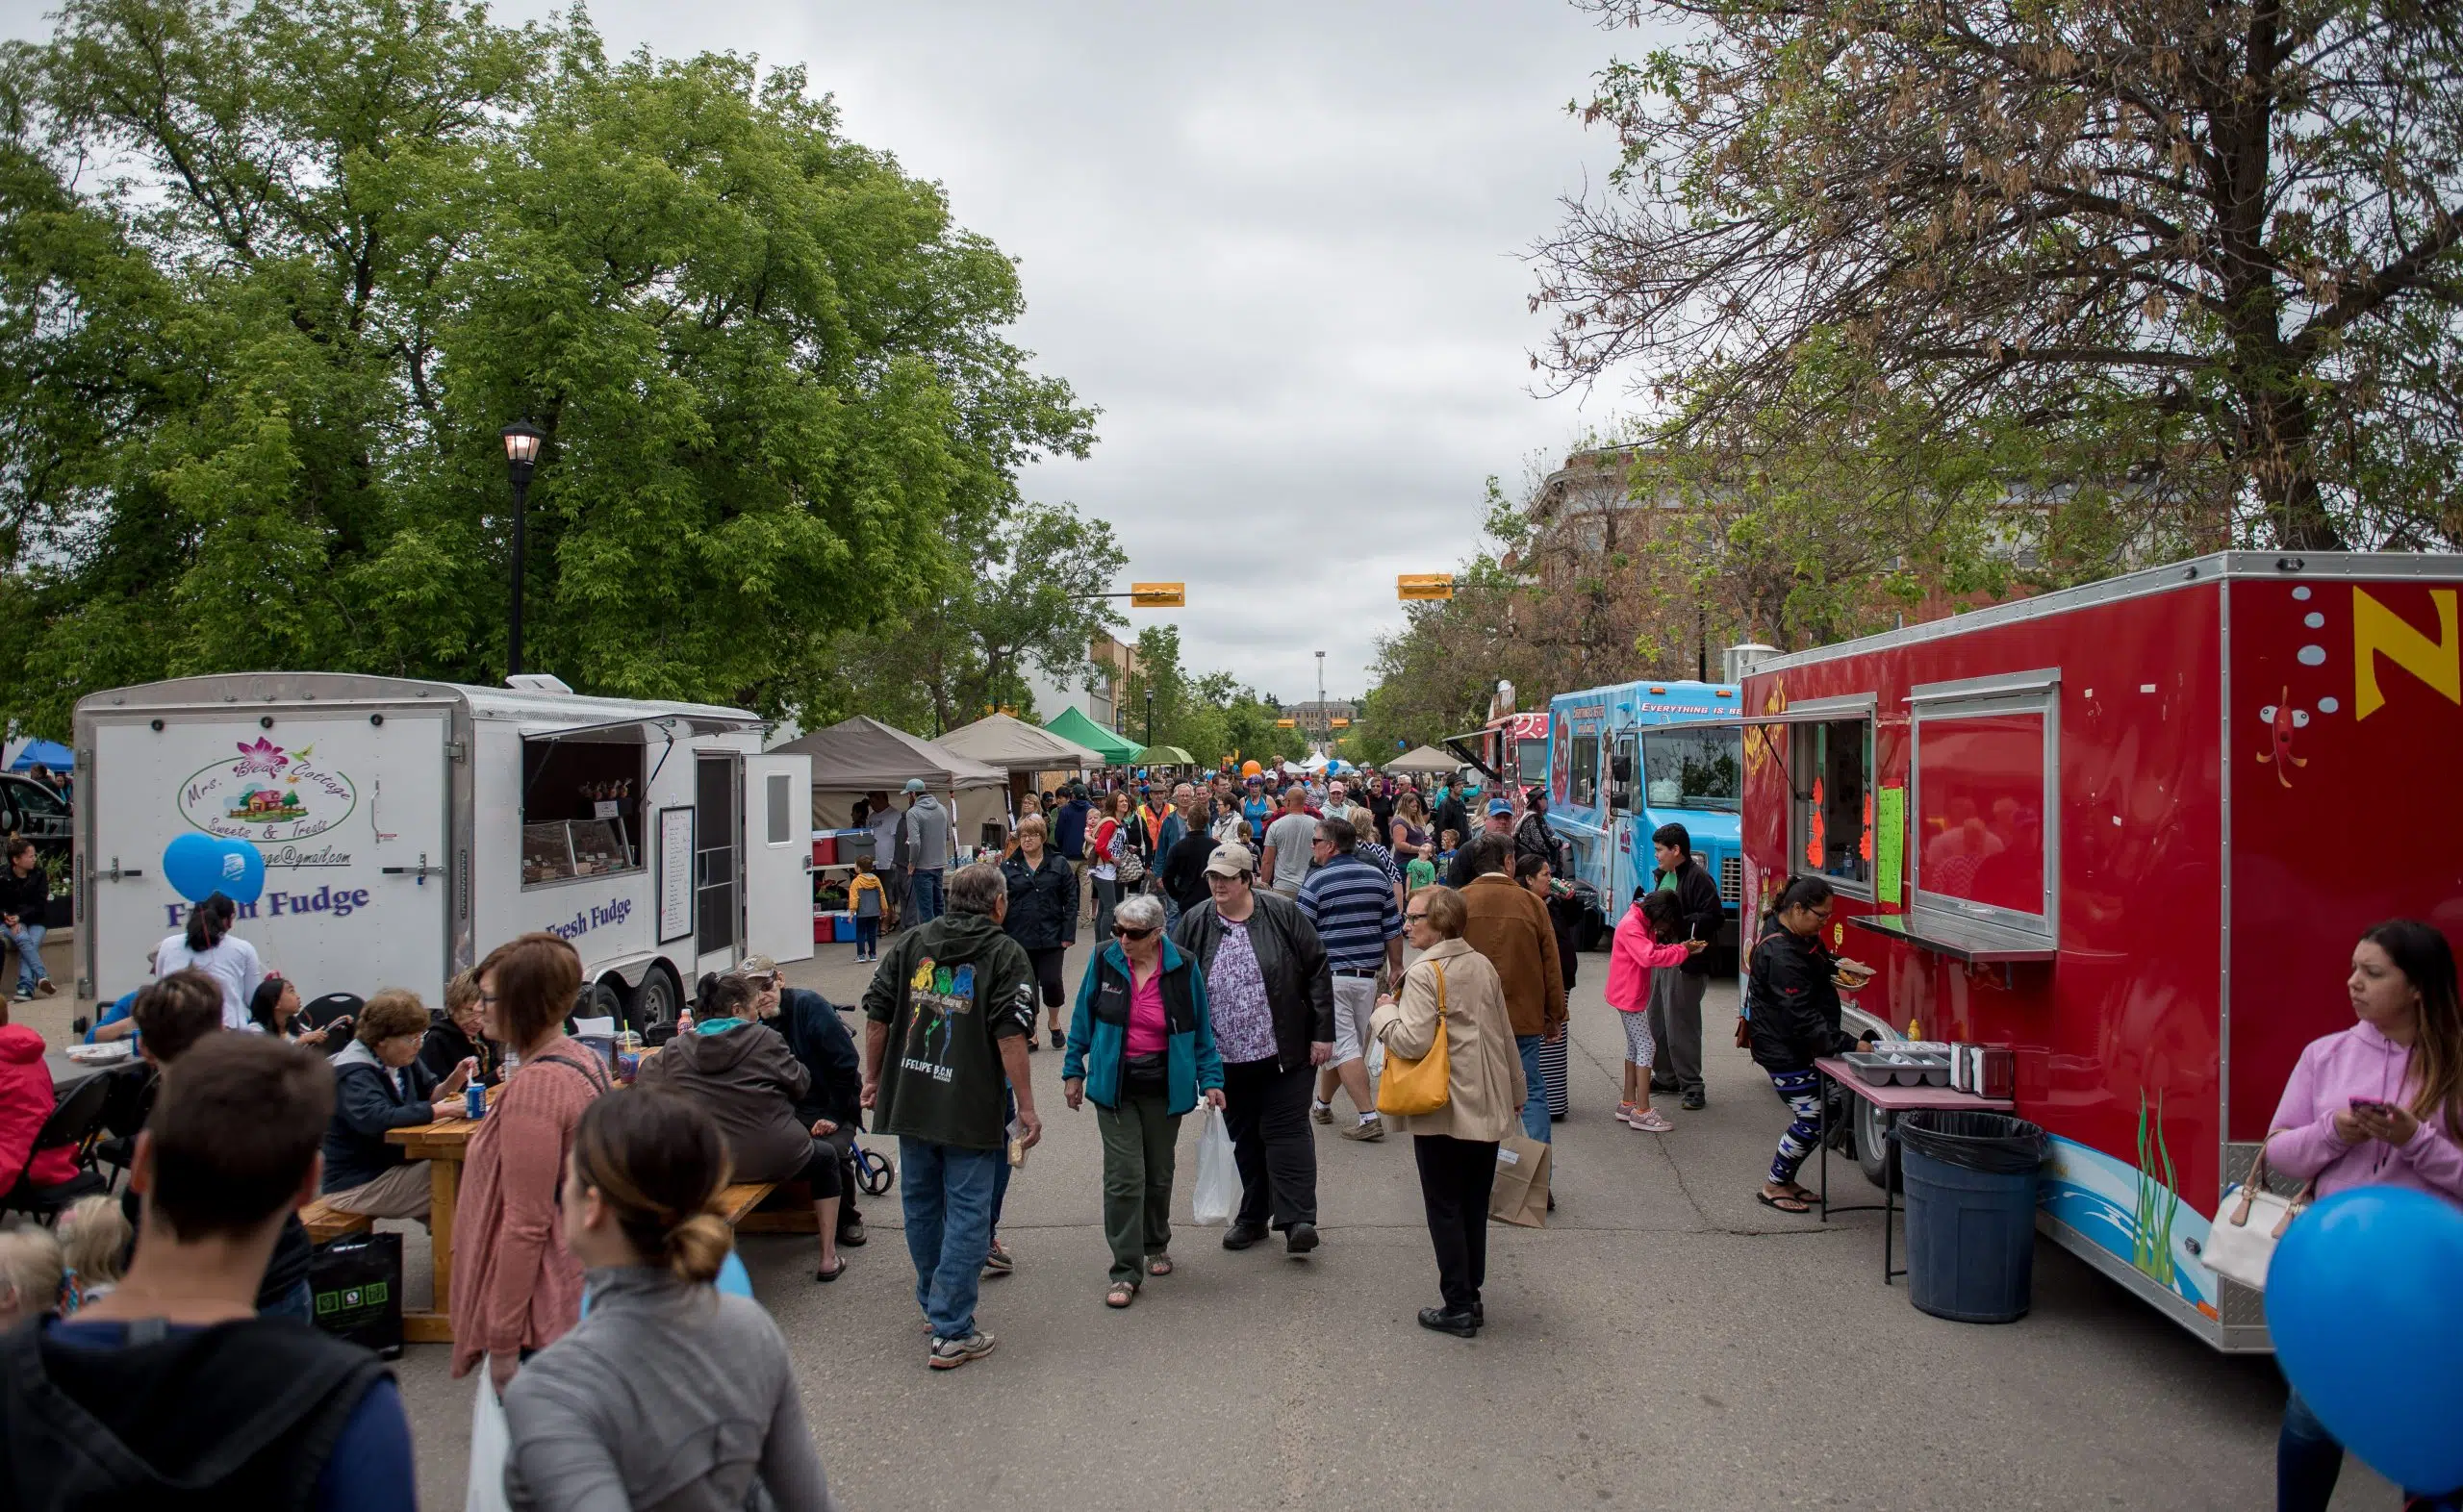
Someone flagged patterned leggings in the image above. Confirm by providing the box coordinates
[1767,1068,1824,1185]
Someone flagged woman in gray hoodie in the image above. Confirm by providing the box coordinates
[502,1090,835,1511]
[635,974,846,1281]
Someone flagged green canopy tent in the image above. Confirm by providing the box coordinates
[1045,706,1142,765]
[1137,743,1196,767]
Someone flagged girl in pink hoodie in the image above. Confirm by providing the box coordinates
[2266,919,2463,1203]
[2264,920,2463,1510]
[1606,890,1706,1132]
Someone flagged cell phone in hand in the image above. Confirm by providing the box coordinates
[2348,1097,2393,1116]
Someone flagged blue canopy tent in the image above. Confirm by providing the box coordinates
[7,738,70,772]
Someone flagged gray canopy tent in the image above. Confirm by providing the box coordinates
[1387,744,1469,777]
[769,716,1004,831]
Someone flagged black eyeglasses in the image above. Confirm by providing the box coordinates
[1113,925,1157,941]
[1405,911,1431,923]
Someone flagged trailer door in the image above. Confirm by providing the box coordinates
[87,711,451,1005]
[744,753,813,965]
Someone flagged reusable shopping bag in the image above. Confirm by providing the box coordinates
[466,1373,512,1512]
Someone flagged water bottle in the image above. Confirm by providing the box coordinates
[676,1008,695,1037]
[465,1080,486,1120]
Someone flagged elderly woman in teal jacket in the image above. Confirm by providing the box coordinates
[1062,892,1226,1308]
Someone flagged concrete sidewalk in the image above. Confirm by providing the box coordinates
[371,933,2380,1511]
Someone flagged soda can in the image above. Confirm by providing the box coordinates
[466,1081,486,1120]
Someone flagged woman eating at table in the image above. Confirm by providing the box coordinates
[501,1090,835,1510]
[319,989,474,1221]
[637,973,847,1283]
[451,932,613,1396]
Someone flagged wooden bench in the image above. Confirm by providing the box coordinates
[729,1179,822,1235]
[714,1181,778,1226]
[300,1197,372,1246]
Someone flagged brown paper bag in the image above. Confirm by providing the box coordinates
[1488,1133,1551,1228]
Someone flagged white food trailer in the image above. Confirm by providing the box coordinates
[73,672,813,1030]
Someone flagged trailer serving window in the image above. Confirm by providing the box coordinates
[1910,669,2057,939]
[1788,699,1873,894]
[521,731,647,888]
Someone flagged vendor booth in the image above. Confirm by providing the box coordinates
[1387,744,1465,778]
[769,716,1003,831]
[1040,706,1140,767]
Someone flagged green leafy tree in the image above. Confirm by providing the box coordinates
[0,0,1093,735]
[1537,0,2463,551]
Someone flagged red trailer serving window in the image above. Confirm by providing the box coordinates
[1909,668,2059,937]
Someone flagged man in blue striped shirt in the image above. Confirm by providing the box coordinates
[1298,817,1404,1140]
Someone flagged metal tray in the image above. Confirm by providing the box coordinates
[1841,1050,1952,1087]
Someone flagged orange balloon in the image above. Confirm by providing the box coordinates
[1240,760,1262,778]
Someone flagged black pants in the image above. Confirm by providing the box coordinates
[1220,1058,1317,1231]
[1026,947,1068,1013]
[816,1125,862,1227]
[793,1138,846,1200]
[1412,1134,1499,1312]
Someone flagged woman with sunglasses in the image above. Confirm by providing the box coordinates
[1741,876,1871,1214]
[1061,893,1225,1308]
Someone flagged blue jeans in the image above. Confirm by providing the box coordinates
[6,921,45,995]
[1515,1035,1552,1147]
[908,869,944,925]
[900,1138,1000,1340]
[260,1278,313,1322]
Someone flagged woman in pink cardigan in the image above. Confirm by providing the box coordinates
[449,931,612,1393]
[2264,918,2463,1511]
[1604,890,1705,1132]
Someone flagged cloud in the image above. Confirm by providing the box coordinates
[0,0,1660,704]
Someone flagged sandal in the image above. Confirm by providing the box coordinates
[1785,1183,1819,1206]
[1105,1281,1137,1308]
[816,1257,849,1283]
[1146,1254,1173,1276]
[1755,1189,1813,1214]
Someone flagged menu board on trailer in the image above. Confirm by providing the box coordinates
[1875,785,1906,904]
[657,806,695,944]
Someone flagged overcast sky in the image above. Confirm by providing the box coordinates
[5,0,1662,706]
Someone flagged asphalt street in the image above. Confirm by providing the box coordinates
[15,930,2393,1509]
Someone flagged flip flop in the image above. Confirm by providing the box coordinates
[816,1257,849,1283]
[1755,1190,1813,1214]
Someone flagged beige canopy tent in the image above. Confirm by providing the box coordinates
[1387,744,1468,777]
[936,712,1105,771]
[770,716,1004,830]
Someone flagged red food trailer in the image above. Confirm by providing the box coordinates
[1729,551,2463,1351]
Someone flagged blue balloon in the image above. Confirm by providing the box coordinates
[161,832,266,906]
[2267,1185,2463,1495]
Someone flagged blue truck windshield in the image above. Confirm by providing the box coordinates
[1641,729,1740,813]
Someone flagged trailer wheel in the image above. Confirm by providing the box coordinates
[581,979,623,1027]
[625,965,680,1039]
[1855,1097,1900,1192]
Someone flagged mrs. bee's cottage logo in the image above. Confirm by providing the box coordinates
[177,738,357,843]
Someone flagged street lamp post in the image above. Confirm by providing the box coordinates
[1314,650,1327,751]
[500,420,544,677]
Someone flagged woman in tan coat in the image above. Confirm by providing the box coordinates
[1369,885,1526,1338]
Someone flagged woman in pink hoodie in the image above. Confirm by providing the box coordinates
[2264,918,2463,1511]
[1605,890,1706,1132]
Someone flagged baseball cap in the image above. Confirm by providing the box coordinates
[902,777,926,794]
[740,953,780,980]
[1486,798,1513,817]
[1204,843,1256,877]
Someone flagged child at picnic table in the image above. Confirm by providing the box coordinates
[1605,889,1708,1133]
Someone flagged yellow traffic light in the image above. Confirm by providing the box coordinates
[1330,718,1350,728]
[1274,718,1297,729]
[1130,582,1185,608]
[1397,574,1454,601]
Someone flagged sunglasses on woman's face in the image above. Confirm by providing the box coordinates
[1113,925,1157,941]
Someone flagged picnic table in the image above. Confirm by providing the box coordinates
[46,1046,142,1094]
[1812,1056,2016,1284]
[385,1101,487,1343]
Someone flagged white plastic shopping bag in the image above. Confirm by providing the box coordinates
[1191,1102,1239,1226]
[466,1373,512,1512]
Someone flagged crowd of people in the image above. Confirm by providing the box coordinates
[2,748,2457,1511]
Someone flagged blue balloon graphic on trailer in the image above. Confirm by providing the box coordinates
[162,832,266,905]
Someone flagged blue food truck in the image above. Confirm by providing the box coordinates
[1543,679,1745,955]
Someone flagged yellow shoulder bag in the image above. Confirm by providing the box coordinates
[1376,960,1453,1117]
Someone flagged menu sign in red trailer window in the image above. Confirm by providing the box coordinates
[1915,712,2048,917]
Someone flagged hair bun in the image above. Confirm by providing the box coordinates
[668,1212,733,1285]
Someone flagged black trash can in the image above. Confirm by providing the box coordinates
[1894,1110,2046,1323]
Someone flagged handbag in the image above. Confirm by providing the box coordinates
[1375,961,1452,1118]
[1113,834,1147,886]
[2203,1143,2313,1292]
